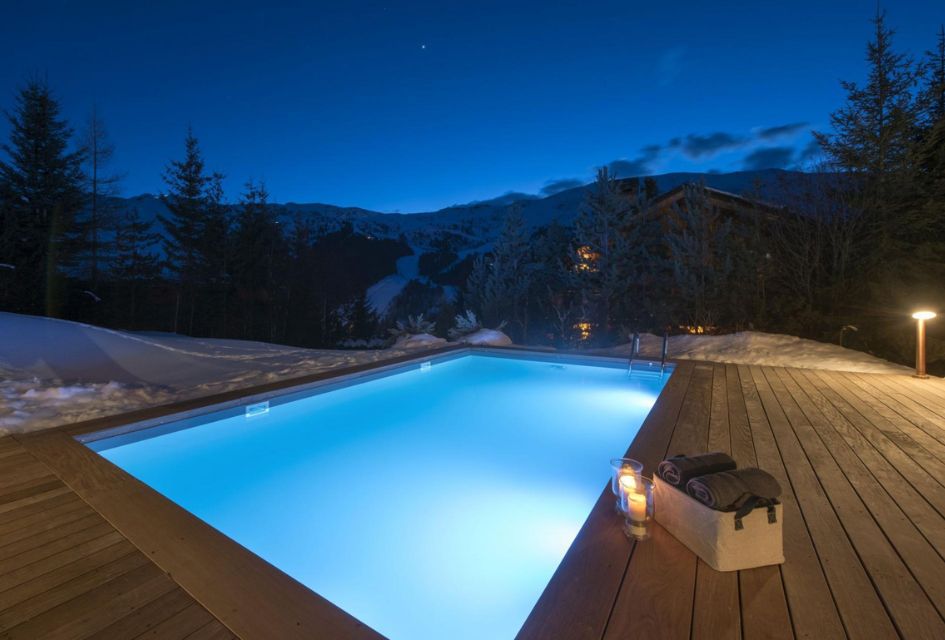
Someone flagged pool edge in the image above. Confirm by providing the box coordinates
[16,345,678,640]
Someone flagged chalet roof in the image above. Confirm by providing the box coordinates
[644,183,786,214]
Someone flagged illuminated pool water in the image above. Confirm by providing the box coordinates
[91,354,668,639]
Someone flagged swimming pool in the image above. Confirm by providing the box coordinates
[89,352,669,639]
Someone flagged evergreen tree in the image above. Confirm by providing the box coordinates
[158,129,215,334]
[665,184,733,331]
[465,206,532,339]
[571,167,633,342]
[81,106,121,289]
[109,208,160,326]
[231,180,286,340]
[0,81,85,315]
[814,13,919,177]
[813,12,924,265]
[347,291,378,340]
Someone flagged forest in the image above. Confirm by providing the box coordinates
[1,16,943,371]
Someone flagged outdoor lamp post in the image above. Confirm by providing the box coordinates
[912,311,936,378]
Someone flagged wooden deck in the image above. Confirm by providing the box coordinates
[0,436,235,640]
[519,362,945,640]
[3,354,945,639]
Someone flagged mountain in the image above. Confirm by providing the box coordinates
[108,169,816,314]
[115,168,810,254]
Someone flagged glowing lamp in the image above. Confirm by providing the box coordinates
[912,311,936,378]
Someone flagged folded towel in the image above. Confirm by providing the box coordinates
[657,452,737,487]
[686,468,782,512]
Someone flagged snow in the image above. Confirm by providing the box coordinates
[457,328,513,347]
[392,333,448,349]
[367,253,423,314]
[595,331,910,375]
[0,312,414,435]
[1,313,912,436]
[366,274,409,314]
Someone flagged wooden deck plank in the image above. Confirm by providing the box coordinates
[745,365,891,639]
[17,429,383,640]
[720,365,791,640]
[693,365,741,640]
[770,368,945,637]
[1,562,177,640]
[0,512,104,562]
[517,362,695,640]
[134,602,218,639]
[0,500,95,548]
[0,547,149,630]
[780,372,945,562]
[799,372,945,519]
[820,372,945,474]
[605,363,715,639]
[847,374,945,453]
[0,540,138,613]
[83,588,196,640]
[184,621,238,640]
[736,365,840,640]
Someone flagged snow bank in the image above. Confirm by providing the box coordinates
[457,328,513,347]
[596,331,910,375]
[0,312,416,435]
[392,333,448,349]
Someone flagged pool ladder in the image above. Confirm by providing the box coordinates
[628,332,669,376]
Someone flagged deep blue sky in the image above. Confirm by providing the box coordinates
[1,1,942,212]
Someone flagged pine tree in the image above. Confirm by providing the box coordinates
[571,167,633,342]
[665,184,733,331]
[814,13,919,177]
[348,291,378,340]
[231,180,285,340]
[465,206,532,338]
[0,81,85,315]
[109,208,160,326]
[158,129,215,334]
[81,106,121,290]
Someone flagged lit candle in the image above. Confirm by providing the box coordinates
[628,492,647,523]
[618,474,637,512]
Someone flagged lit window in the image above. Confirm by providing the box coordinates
[573,321,592,340]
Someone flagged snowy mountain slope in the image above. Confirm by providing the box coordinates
[112,168,812,254]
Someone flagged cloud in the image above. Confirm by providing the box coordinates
[756,122,809,140]
[680,132,748,159]
[656,47,686,87]
[742,146,795,170]
[540,178,585,196]
[605,144,663,178]
[797,138,822,164]
[466,191,538,207]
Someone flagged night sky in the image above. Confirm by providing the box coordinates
[1,1,942,212]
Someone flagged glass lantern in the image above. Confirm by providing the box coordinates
[610,458,643,513]
[622,476,654,541]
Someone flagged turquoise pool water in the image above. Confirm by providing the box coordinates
[91,354,668,639]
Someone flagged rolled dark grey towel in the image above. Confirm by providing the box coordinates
[686,468,782,511]
[656,452,737,487]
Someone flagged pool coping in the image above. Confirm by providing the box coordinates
[13,344,674,639]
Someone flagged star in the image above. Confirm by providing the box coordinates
[420,44,426,50]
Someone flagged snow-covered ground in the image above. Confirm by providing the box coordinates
[595,331,910,375]
[0,313,909,435]
[0,313,415,434]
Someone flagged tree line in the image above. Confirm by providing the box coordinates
[463,15,945,370]
[1,14,943,370]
